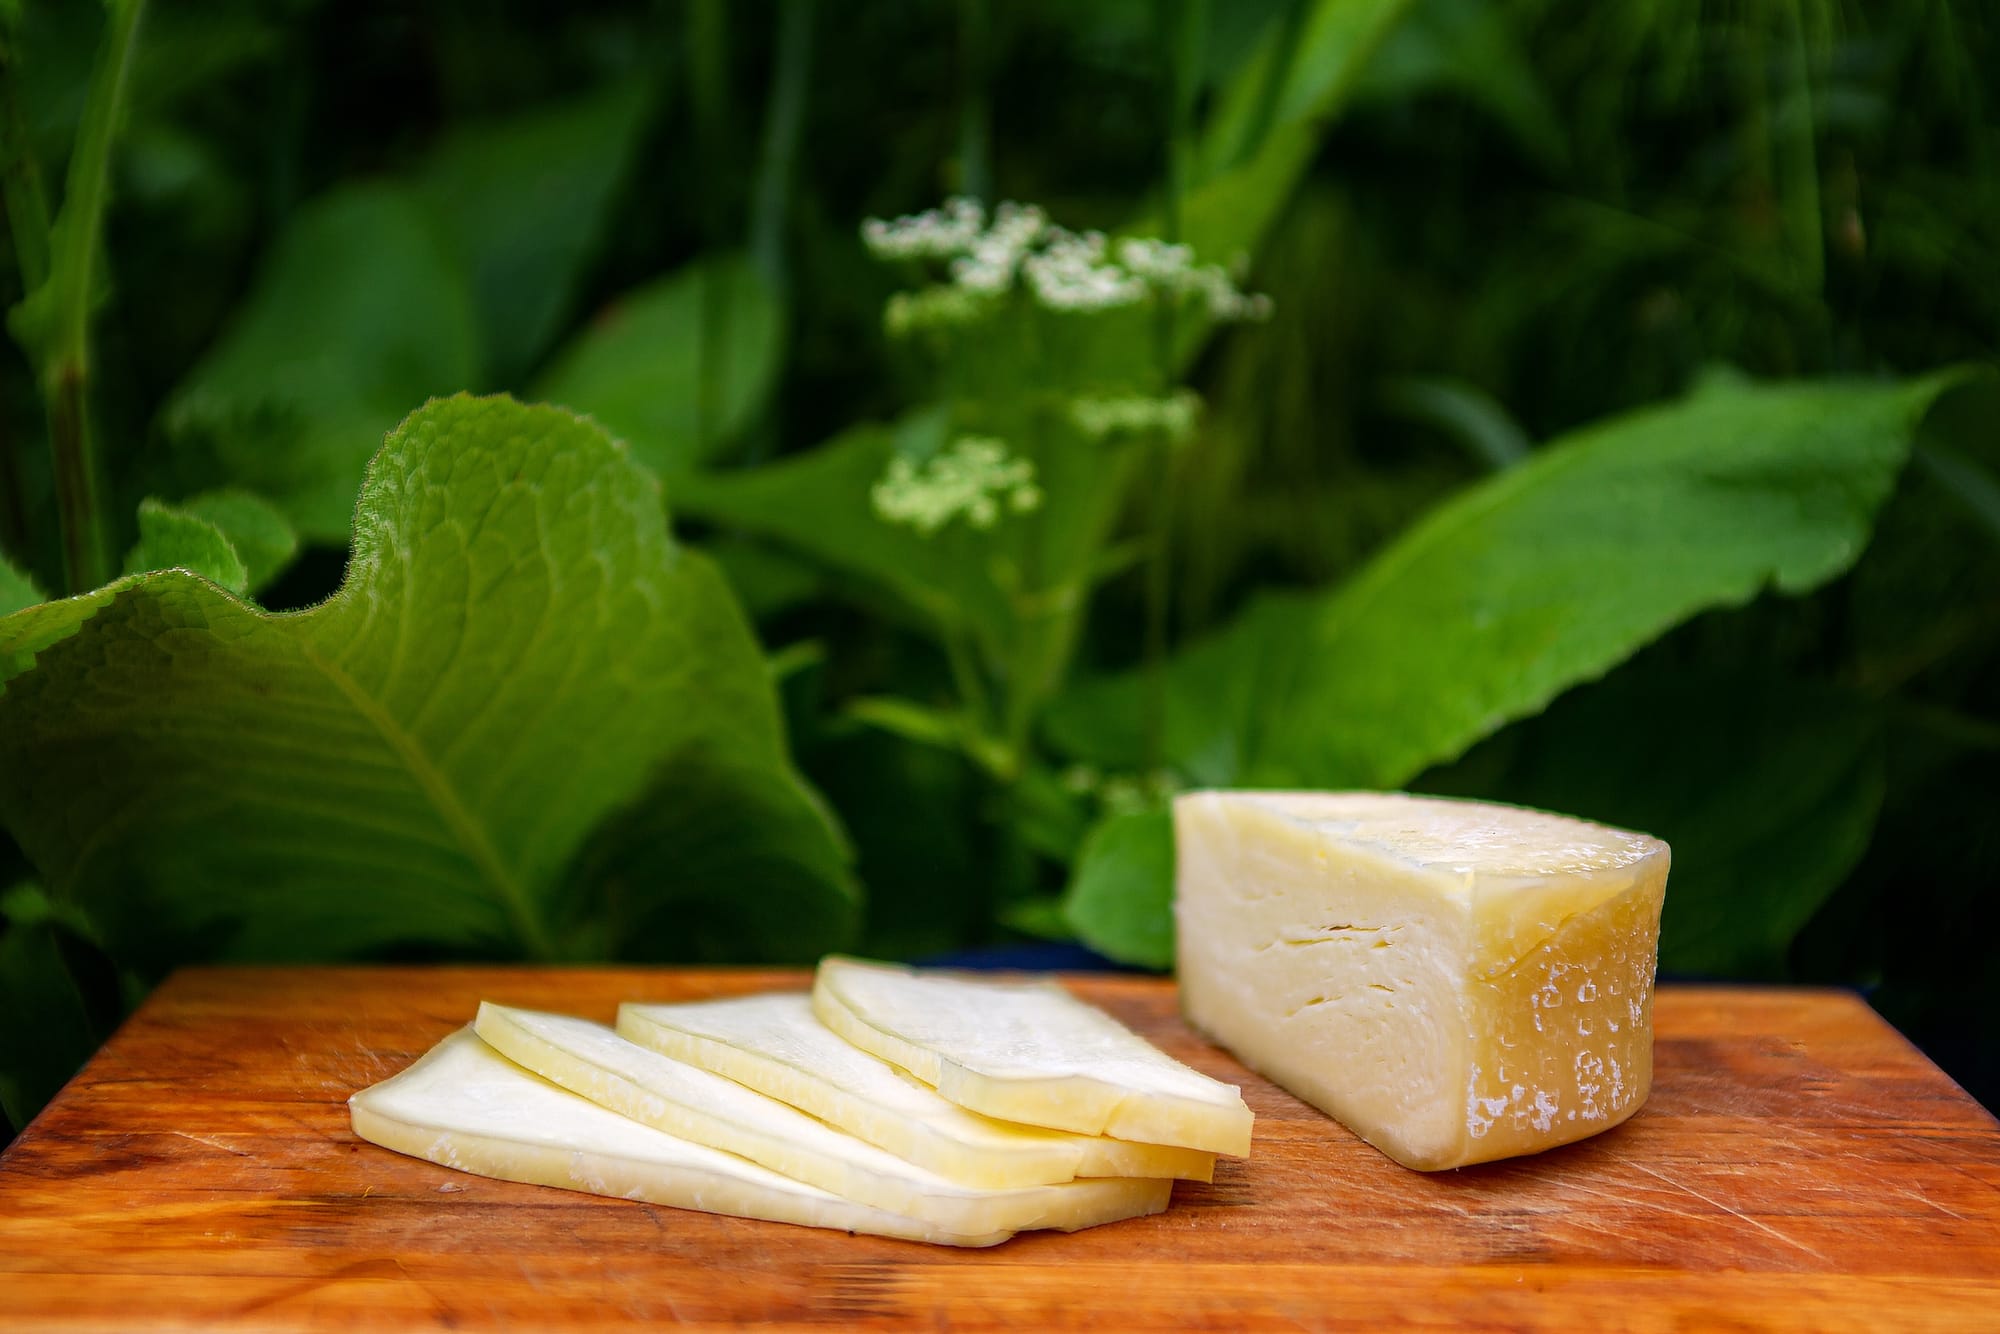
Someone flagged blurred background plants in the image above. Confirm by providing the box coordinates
[1,0,1994,1139]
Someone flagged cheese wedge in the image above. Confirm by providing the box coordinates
[474,1002,1172,1235]
[812,956,1253,1156]
[618,993,1216,1188]
[1174,790,1669,1171]
[348,1027,1012,1246]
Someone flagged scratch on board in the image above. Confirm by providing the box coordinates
[171,1131,253,1159]
[1896,1187,1966,1221]
[1618,1158,1831,1263]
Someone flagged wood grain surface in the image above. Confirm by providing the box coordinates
[2,967,1997,1332]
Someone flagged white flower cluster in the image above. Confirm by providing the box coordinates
[861,197,986,260]
[861,197,1271,325]
[871,436,1043,537]
[1070,389,1202,442]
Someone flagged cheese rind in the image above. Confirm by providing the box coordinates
[812,956,1253,1157]
[347,1026,1013,1246]
[617,993,1215,1188]
[1174,790,1668,1171]
[473,1002,1172,1236]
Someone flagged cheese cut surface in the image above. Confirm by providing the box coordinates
[812,956,1254,1157]
[347,1027,1012,1246]
[1174,790,1669,1171]
[618,993,1215,1189]
[474,1003,1172,1235]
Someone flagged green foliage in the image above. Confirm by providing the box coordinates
[162,185,481,542]
[1053,374,1962,788]
[0,396,855,972]
[122,496,246,592]
[1052,373,1969,963]
[167,491,298,594]
[0,556,40,617]
[1063,808,1175,970]
[0,884,102,1132]
[535,254,783,478]
[415,81,652,386]
[2,0,1995,1128]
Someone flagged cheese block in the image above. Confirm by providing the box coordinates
[474,1002,1172,1236]
[812,956,1253,1156]
[618,993,1216,1188]
[1174,790,1669,1171]
[347,1026,1012,1246]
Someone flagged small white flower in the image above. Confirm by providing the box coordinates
[871,436,1043,536]
[867,197,1271,327]
[1070,389,1202,442]
[862,196,987,260]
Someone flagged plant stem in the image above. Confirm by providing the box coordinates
[0,19,51,561]
[688,0,731,462]
[749,0,813,296]
[743,0,814,465]
[1142,0,1201,774]
[956,0,992,201]
[0,25,50,293]
[36,0,146,595]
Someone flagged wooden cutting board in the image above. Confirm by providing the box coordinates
[3,968,1998,1332]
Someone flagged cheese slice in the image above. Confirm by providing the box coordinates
[618,993,1216,1188]
[1174,790,1669,1171]
[812,956,1253,1156]
[474,1002,1172,1236]
[348,1026,1012,1246]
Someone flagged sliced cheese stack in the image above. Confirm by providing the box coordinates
[351,957,1249,1246]
[618,992,1218,1188]
[813,955,1254,1157]
[348,1027,1014,1247]
[1174,789,1669,1171]
[472,1002,1170,1234]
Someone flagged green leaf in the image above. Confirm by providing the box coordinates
[122,497,248,594]
[0,885,101,1133]
[171,490,299,593]
[0,395,855,970]
[675,412,1015,649]
[0,557,42,618]
[1063,806,1175,970]
[1053,373,1969,790]
[415,81,652,385]
[534,253,782,479]
[162,184,481,543]
[1176,0,1415,268]
[560,751,856,964]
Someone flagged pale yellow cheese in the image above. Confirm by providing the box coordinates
[618,992,1215,1188]
[473,1002,1171,1236]
[1174,790,1668,1171]
[347,1027,1014,1246]
[813,955,1253,1157]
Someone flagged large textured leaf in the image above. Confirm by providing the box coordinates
[161,184,481,542]
[1053,374,1966,790]
[0,396,855,969]
[534,254,782,479]
[416,82,651,385]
